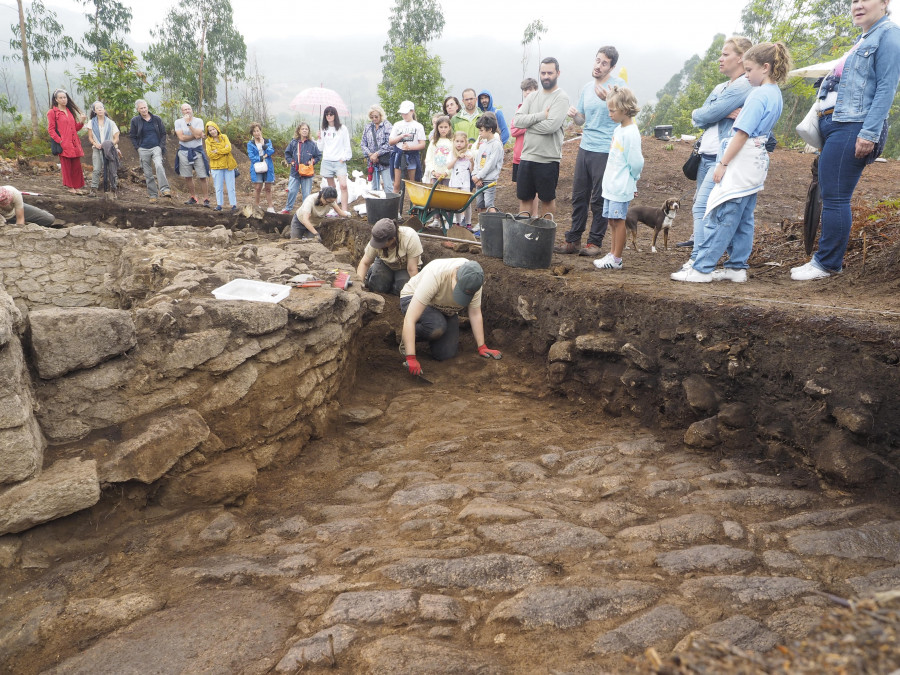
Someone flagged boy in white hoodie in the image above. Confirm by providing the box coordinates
[471,113,503,212]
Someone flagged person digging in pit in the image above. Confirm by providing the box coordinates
[399,258,502,376]
[0,185,55,227]
[356,218,424,296]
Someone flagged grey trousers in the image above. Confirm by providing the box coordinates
[365,258,411,296]
[22,204,56,227]
[138,146,170,197]
[399,295,460,361]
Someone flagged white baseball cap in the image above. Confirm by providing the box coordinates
[397,100,415,114]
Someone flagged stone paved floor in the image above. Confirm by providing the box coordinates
[3,356,899,674]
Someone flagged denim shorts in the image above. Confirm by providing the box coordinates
[320,159,347,178]
[602,199,630,219]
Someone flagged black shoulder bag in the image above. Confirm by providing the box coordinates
[50,114,63,156]
[682,138,701,180]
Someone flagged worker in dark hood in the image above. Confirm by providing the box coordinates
[477,90,510,145]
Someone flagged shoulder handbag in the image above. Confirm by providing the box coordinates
[50,114,63,156]
[682,138,701,180]
[796,100,822,150]
[298,161,315,177]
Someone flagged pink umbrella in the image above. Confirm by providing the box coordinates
[289,87,350,120]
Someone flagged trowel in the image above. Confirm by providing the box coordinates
[400,361,433,385]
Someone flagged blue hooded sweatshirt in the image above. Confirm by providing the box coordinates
[477,90,510,145]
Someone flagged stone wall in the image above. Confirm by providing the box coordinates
[0,223,383,534]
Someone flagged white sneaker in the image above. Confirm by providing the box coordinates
[711,268,748,283]
[593,253,623,270]
[266,207,276,213]
[790,261,831,281]
[670,266,713,282]
[681,260,693,271]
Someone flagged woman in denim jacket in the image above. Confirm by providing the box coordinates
[681,36,753,261]
[362,104,393,191]
[792,0,900,280]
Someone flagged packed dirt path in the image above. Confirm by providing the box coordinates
[3,323,899,673]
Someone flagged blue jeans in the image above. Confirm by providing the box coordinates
[692,192,758,273]
[286,175,313,211]
[212,168,236,207]
[690,154,718,260]
[814,116,867,272]
[371,165,392,191]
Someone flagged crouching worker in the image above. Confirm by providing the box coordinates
[291,186,345,241]
[0,185,55,227]
[356,218,423,295]
[399,258,502,376]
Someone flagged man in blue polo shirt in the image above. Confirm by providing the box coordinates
[556,46,625,256]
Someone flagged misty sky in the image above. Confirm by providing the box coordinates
[1,0,750,124]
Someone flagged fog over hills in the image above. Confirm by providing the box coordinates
[1,6,700,128]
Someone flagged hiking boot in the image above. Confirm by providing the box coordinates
[554,242,579,255]
[711,268,748,283]
[203,199,211,208]
[185,196,199,205]
[579,243,602,256]
[160,189,172,198]
[148,197,158,203]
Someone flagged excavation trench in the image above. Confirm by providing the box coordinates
[1,213,899,673]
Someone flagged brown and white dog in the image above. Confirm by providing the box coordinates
[625,198,680,252]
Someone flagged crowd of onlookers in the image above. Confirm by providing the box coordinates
[17,1,900,291]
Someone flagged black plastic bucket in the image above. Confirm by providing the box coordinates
[365,192,401,224]
[479,211,506,258]
[502,214,556,269]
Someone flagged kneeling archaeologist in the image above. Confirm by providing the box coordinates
[356,218,423,295]
[399,258,502,376]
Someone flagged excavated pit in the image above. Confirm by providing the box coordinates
[1,210,899,674]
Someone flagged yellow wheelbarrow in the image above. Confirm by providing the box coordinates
[403,180,497,235]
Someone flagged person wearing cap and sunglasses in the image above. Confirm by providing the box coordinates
[399,258,502,376]
[356,218,424,296]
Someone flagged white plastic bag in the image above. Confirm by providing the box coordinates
[796,101,822,150]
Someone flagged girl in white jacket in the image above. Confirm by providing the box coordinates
[318,106,353,211]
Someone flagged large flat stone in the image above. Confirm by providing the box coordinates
[321,590,419,626]
[683,487,815,508]
[591,604,693,654]
[96,407,210,484]
[846,565,900,596]
[476,519,608,557]
[46,590,292,674]
[488,582,659,629]
[675,614,779,653]
[617,514,719,544]
[358,635,503,675]
[0,458,100,535]
[160,458,258,508]
[389,483,470,506]
[201,299,289,336]
[380,554,547,592]
[275,625,358,672]
[787,521,900,563]
[680,575,819,604]
[29,307,136,379]
[0,415,45,485]
[656,545,756,574]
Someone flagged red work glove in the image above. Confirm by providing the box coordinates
[406,355,423,376]
[477,344,502,360]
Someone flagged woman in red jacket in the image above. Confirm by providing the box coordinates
[47,89,87,194]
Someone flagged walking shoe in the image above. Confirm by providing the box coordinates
[675,239,694,248]
[790,261,832,281]
[670,266,712,282]
[185,196,198,205]
[266,207,276,213]
[148,197,158,203]
[160,190,172,198]
[214,205,222,212]
[553,242,579,255]
[593,253,623,270]
[231,205,237,212]
[711,268,748,283]
[279,209,291,214]
[579,243,603,256]
[88,188,97,197]
[203,199,211,208]
[680,260,693,271]
[398,339,406,356]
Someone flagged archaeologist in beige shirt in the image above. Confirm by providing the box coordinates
[0,185,55,227]
[356,218,424,296]
[399,258,502,376]
[290,186,349,240]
